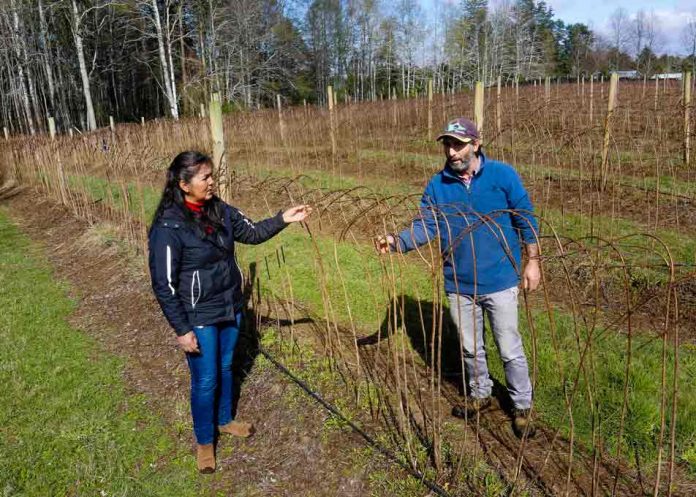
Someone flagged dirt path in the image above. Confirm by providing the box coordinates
[3,188,694,496]
[0,189,411,497]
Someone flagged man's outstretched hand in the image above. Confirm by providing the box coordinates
[375,235,395,254]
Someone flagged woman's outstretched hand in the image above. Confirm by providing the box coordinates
[177,331,200,354]
[282,205,313,223]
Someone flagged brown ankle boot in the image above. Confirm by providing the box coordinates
[218,420,255,438]
[196,443,215,473]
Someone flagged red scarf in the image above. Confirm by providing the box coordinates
[184,200,214,235]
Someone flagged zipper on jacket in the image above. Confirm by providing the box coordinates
[191,270,201,311]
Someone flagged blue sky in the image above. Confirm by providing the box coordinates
[546,0,693,54]
[422,0,694,55]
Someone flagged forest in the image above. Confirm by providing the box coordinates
[1,0,695,135]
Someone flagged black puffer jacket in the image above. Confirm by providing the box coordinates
[148,201,287,335]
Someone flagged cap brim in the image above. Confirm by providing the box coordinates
[436,132,474,143]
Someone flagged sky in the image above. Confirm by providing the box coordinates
[545,0,694,55]
[422,0,695,56]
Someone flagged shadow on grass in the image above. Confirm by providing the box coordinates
[358,295,514,414]
[231,261,314,420]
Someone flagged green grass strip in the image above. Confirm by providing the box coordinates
[65,172,696,471]
[245,229,696,473]
[0,209,203,496]
[69,170,695,266]
[357,148,696,199]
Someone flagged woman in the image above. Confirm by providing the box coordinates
[148,151,310,473]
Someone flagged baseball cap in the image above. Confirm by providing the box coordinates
[436,117,479,143]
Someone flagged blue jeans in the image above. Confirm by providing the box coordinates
[448,287,532,409]
[186,312,242,444]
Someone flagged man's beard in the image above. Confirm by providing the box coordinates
[447,149,475,174]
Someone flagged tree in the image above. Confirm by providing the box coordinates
[609,7,630,69]
[684,15,696,76]
[561,23,593,77]
[631,10,658,75]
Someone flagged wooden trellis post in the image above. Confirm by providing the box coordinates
[589,74,594,124]
[685,72,692,167]
[277,93,285,143]
[474,81,484,140]
[48,116,56,139]
[600,73,618,191]
[496,75,502,136]
[209,92,228,201]
[427,78,433,137]
[328,85,337,157]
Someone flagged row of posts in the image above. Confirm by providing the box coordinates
[3,73,693,173]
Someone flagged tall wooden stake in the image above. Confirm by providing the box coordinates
[276,93,285,143]
[427,78,433,137]
[685,72,692,167]
[589,74,594,124]
[3,127,8,140]
[48,116,56,139]
[209,92,228,200]
[474,81,484,139]
[496,75,502,136]
[328,85,337,157]
[600,73,618,191]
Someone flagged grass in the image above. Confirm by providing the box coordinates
[247,227,696,472]
[71,164,696,268]
[0,209,204,497]
[359,148,696,199]
[68,174,161,219]
[258,327,515,496]
[63,168,696,473]
[490,309,694,470]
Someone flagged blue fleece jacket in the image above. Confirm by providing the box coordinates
[395,154,538,296]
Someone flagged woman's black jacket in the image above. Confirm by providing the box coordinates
[148,201,287,335]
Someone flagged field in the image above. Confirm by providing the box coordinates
[1,78,695,496]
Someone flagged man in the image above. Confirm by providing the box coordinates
[376,117,540,438]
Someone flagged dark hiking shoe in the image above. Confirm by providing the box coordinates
[452,397,492,419]
[512,408,536,439]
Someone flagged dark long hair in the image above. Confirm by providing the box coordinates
[150,151,225,235]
